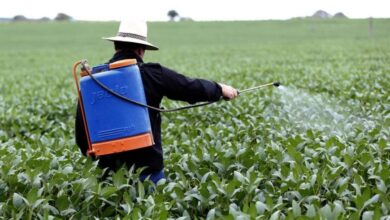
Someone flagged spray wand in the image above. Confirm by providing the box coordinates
[238,82,280,94]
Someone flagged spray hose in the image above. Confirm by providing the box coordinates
[73,60,280,113]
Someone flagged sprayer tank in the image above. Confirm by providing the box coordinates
[79,59,153,155]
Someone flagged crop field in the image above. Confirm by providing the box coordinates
[0,19,389,219]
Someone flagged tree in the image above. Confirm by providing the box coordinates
[13,15,27,22]
[333,12,348,19]
[312,10,331,19]
[39,17,51,22]
[55,13,72,21]
[167,10,179,21]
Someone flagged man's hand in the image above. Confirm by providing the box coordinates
[219,83,238,100]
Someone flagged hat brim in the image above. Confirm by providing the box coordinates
[103,36,159,50]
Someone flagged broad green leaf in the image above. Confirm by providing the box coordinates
[362,211,374,220]
[138,182,145,200]
[269,210,280,220]
[292,200,301,217]
[234,171,247,183]
[61,208,77,216]
[256,201,268,214]
[319,204,333,219]
[362,194,380,211]
[13,193,28,208]
[206,208,216,220]
[32,199,45,209]
[305,204,316,218]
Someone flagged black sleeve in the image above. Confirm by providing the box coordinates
[75,102,88,156]
[158,65,222,104]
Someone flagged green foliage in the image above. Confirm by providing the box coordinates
[0,19,389,219]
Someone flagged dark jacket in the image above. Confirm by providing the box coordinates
[75,50,222,174]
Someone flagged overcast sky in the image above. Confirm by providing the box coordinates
[1,0,388,21]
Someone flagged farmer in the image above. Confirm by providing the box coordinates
[75,21,238,183]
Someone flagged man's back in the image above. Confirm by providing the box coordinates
[76,49,223,175]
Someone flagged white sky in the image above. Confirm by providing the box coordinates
[1,0,388,21]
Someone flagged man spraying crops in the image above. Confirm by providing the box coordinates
[75,21,238,183]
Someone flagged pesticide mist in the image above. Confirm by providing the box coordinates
[268,86,375,137]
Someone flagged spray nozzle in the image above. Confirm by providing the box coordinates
[273,82,281,87]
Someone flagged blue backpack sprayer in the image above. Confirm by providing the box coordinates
[73,59,280,156]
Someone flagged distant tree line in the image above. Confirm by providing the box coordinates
[9,13,72,22]
[312,10,348,19]
[4,10,349,23]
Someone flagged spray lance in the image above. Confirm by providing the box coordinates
[76,59,281,113]
[239,81,280,94]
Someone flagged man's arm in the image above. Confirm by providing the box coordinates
[158,66,238,103]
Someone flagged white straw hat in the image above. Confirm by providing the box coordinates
[103,21,159,50]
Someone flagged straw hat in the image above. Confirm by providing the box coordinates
[103,21,159,50]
